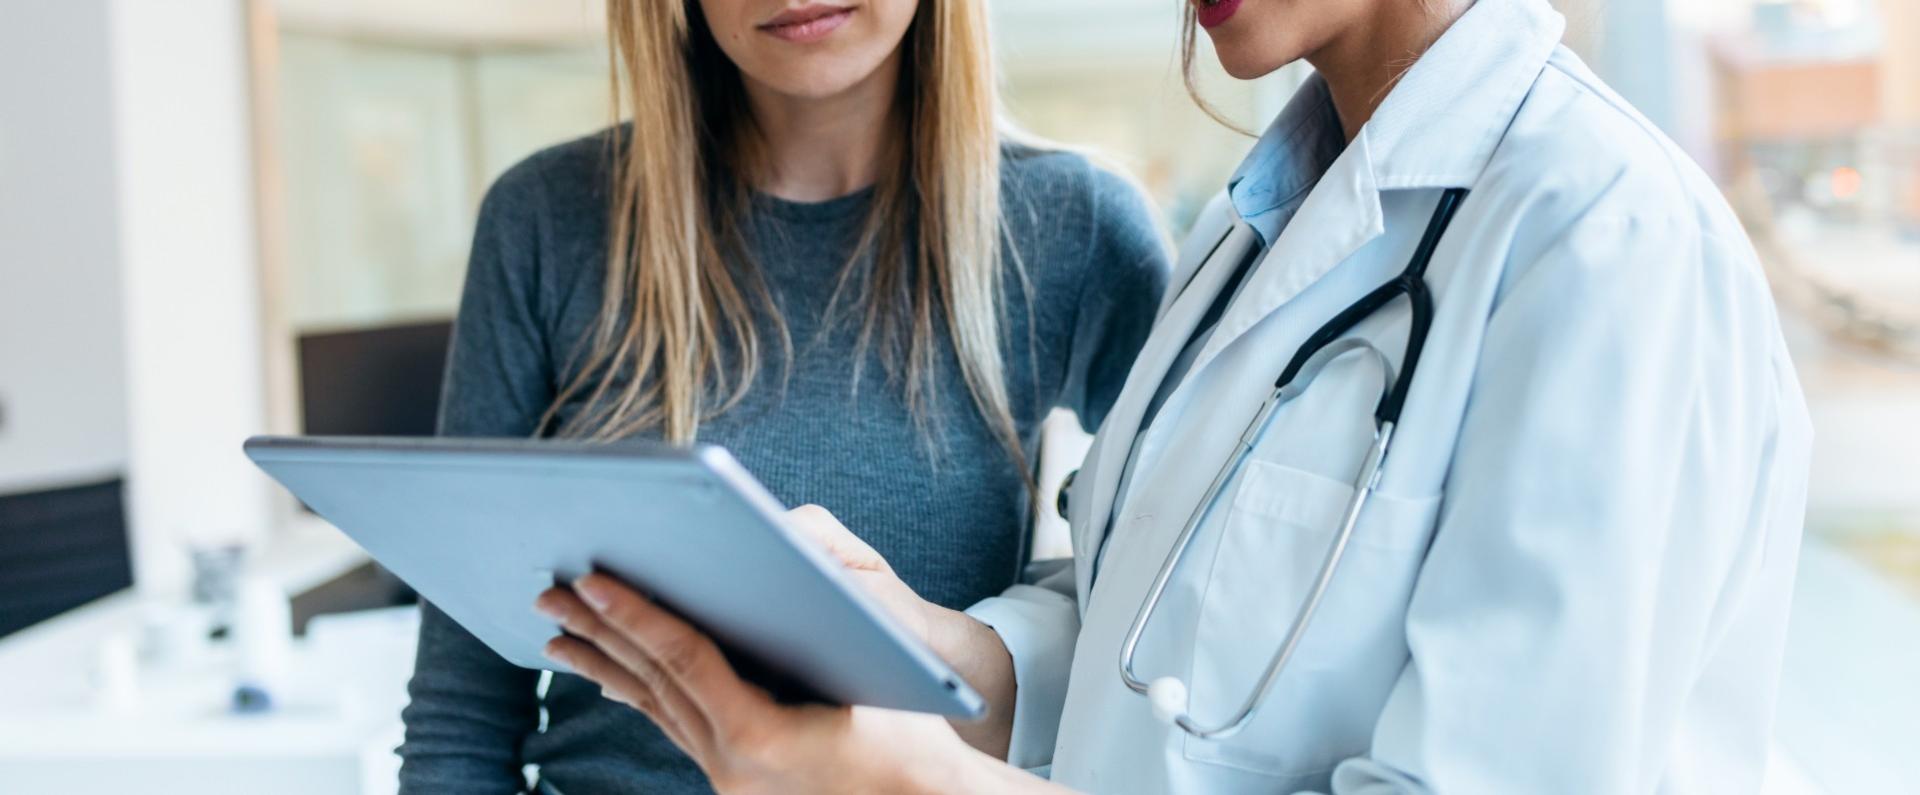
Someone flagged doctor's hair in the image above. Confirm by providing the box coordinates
[551,0,1031,480]
[1178,6,1256,136]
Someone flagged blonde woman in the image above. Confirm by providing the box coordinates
[398,1,1168,793]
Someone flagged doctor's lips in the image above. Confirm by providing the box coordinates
[1195,0,1244,29]
[758,3,857,43]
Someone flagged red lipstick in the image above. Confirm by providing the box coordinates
[758,4,856,44]
[1196,0,1243,29]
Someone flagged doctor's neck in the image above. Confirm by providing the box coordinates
[1305,0,1472,142]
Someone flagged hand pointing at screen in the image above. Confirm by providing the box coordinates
[534,506,1051,794]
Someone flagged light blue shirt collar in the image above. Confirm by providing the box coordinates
[1225,76,1348,248]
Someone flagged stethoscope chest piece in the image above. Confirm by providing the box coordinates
[1148,676,1189,726]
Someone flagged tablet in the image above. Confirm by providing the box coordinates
[243,435,985,719]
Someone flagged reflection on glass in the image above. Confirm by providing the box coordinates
[277,34,609,333]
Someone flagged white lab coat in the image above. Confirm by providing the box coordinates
[964,1,1813,792]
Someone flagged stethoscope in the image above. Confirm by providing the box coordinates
[1114,188,1469,740]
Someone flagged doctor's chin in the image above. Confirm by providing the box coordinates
[2,0,1916,793]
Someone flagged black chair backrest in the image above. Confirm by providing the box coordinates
[0,478,132,638]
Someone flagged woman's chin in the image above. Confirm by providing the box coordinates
[758,72,863,101]
[742,55,890,102]
[1207,36,1289,81]
[1215,52,1284,82]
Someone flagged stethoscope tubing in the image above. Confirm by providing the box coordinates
[1116,189,1468,739]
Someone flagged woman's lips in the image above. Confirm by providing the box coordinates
[1195,0,1244,29]
[758,4,856,44]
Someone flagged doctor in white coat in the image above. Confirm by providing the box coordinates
[535,0,1815,792]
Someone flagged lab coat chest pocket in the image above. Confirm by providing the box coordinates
[1184,460,1442,777]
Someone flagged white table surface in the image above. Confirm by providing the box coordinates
[0,594,418,795]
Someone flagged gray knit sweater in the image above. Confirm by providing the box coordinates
[397,131,1169,794]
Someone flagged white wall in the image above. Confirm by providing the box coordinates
[109,0,275,596]
[0,0,273,594]
[0,0,130,494]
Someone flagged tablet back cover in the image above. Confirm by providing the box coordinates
[245,436,982,718]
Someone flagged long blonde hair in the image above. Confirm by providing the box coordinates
[548,1,1024,471]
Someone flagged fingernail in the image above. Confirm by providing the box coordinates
[601,687,633,707]
[535,600,567,625]
[544,639,572,667]
[574,577,612,611]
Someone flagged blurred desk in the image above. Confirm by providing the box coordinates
[1770,535,1920,792]
[0,601,417,795]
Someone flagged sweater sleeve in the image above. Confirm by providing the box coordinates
[397,158,556,794]
[1058,165,1171,432]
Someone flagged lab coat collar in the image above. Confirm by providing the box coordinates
[1189,120,1385,374]
[1363,0,1568,191]
[1226,79,1346,248]
[1228,0,1567,221]
[1188,0,1565,374]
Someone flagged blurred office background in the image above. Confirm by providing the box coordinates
[0,0,1914,791]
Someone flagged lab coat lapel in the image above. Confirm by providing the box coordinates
[1072,212,1259,600]
[1184,139,1386,380]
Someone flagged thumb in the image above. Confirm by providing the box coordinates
[786,505,888,572]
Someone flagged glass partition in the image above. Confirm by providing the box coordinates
[276,34,609,333]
